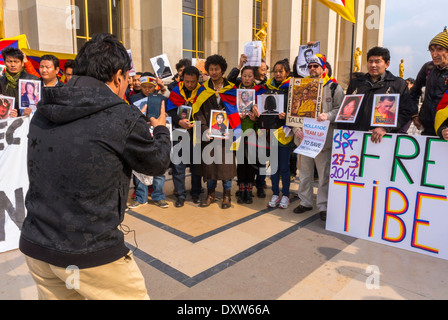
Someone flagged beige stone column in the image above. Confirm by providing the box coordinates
[215,0,253,73]
[270,0,302,71]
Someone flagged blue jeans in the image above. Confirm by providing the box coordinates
[134,179,148,204]
[271,146,292,197]
[207,179,233,191]
[135,175,166,203]
[151,175,166,201]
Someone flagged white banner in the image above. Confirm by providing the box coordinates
[327,130,448,260]
[0,117,29,253]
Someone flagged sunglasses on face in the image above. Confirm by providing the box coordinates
[307,64,320,69]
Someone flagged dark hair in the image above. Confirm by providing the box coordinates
[176,58,192,71]
[342,96,360,114]
[2,47,24,62]
[241,66,257,78]
[326,61,333,77]
[64,60,75,70]
[40,54,59,69]
[74,33,132,83]
[273,58,291,75]
[182,66,200,79]
[379,95,396,103]
[367,46,391,63]
[205,54,228,74]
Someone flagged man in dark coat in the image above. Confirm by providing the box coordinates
[19,33,171,300]
[339,46,415,143]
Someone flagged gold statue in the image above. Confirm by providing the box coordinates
[399,59,405,78]
[353,47,362,73]
[254,22,268,60]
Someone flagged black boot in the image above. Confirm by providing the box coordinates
[237,184,246,204]
[245,183,253,204]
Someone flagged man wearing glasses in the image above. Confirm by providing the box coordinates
[293,54,344,221]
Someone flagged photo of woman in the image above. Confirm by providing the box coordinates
[19,79,41,114]
[336,95,364,123]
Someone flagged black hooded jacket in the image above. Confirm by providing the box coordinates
[19,76,171,269]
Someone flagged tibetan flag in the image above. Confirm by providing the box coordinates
[0,34,29,64]
[193,79,242,144]
[167,82,204,112]
[434,89,448,136]
[21,48,76,80]
[317,0,356,24]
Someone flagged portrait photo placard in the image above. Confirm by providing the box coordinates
[335,94,365,123]
[0,95,15,120]
[370,94,400,127]
[19,79,41,115]
[150,54,174,80]
[237,89,256,114]
[258,94,283,115]
[178,106,192,121]
[209,110,229,139]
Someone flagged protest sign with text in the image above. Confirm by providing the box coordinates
[327,130,448,260]
[294,118,329,158]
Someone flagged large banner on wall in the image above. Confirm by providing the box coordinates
[327,130,448,260]
[0,117,29,253]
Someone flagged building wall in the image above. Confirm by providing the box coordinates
[1,0,386,89]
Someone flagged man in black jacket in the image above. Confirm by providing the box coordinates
[19,33,171,300]
[339,46,415,143]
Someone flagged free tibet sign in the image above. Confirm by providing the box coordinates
[327,130,448,260]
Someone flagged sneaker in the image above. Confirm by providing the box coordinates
[152,200,169,208]
[268,195,281,208]
[128,200,147,209]
[279,196,290,209]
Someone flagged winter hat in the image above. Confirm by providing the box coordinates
[308,54,327,69]
[140,76,157,86]
[429,27,448,50]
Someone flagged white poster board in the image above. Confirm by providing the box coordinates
[327,130,448,260]
[294,118,329,158]
[0,117,30,253]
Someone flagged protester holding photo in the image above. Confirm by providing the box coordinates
[293,54,344,221]
[338,46,414,143]
[255,59,293,209]
[193,54,239,210]
[0,47,39,116]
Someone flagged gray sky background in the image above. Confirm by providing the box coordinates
[383,0,447,79]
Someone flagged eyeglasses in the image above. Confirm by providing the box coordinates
[307,64,320,69]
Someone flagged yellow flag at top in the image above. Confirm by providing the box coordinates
[317,0,356,24]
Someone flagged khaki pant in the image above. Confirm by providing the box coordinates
[24,252,150,300]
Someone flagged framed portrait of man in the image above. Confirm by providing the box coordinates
[335,95,364,123]
[209,110,229,139]
[19,79,41,115]
[237,89,256,114]
[150,54,174,80]
[296,42,321,78]
[370,94,400,127]
[286,78,323,127]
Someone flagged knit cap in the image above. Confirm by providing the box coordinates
[429,27,448,50]
[308,54,327,69]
